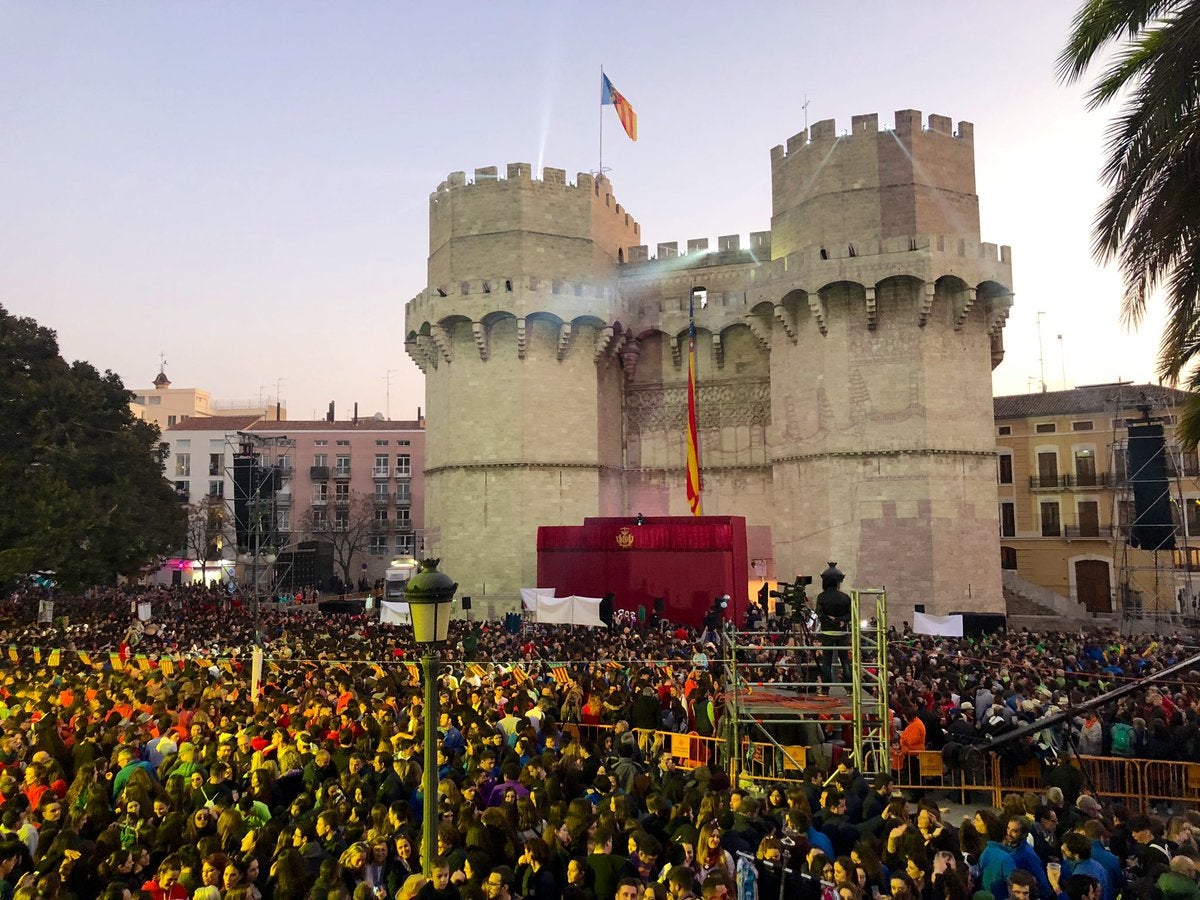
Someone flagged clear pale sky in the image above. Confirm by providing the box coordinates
[0,2,1162,419]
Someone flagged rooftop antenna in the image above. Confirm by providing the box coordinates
[158,351,167,374]
[802,93,810,135]
[384,369,397,420]
[1036,311,1047,393]
[1057,334,1067,391]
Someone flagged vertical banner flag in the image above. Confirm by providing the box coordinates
[685,293,703,515]
[602,74,638,141]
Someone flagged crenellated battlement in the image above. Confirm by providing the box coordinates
[429,164,638,231]
[769,109,974,163]
[770,108,981,259]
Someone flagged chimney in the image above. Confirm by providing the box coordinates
[353,402,358,425]
[327,401,335,423]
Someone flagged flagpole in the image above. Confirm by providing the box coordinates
[599,64,605,176]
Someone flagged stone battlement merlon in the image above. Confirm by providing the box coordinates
[428,164,639,237]
[769,109,974,162]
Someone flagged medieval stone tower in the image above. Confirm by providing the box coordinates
[405,110,1013,619]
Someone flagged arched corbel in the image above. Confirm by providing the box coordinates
[556,323,574,361]
[955,287,977,330]
[808,294,828,336]
[430,325,454,363]
[919,283,935,327]
[594,325,616,363]
[471,322,489,362]
[773,304,797,343]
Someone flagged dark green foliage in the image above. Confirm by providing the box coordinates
[0,305,185,589]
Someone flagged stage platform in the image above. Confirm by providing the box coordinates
[733,686,863,720]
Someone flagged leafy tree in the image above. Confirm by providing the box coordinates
[0,305,185,589]
[184,496,234,573]
[297,491,375,588]
[1060,1,1200,441]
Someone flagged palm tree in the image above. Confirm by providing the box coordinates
[1060,1,1200,441]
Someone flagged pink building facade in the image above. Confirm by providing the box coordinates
[247,417,426,584]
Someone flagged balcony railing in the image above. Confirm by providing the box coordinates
[372,467,390,479]
[371,520,390,533]
[310,466,329,480]
[333,467,351,479]
[395,521,414,532]
[395,493,412,507]
[332,495,351,506]
[1064,525,1105,538]
[275,493,292,507]
[1029,475,1067,490]
[1029,473,1117,490]
[311,495,328,506]
[373,492,390,505]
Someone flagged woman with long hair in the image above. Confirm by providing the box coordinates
[695,821,734,885]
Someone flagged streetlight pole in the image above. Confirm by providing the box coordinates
[420,649,438,874]
[403,558,457,876]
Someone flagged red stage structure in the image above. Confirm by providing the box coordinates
[536,516,749,627]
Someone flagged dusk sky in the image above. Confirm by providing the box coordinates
[2,2,1159,420]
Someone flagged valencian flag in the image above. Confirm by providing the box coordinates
[685,292,703,515]
[602,73,637,141]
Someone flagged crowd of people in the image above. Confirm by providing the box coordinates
[0,582,1192,900]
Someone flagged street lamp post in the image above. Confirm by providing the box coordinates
[403,558,457,876]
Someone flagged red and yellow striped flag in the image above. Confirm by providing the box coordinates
[549,663,572,685]
[405,663,420,682]
[685,292,703,516]
[602,73,637,142]
[511,666,530,686]
[467,663,487,680]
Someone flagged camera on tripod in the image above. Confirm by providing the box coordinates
[767,575,814,622]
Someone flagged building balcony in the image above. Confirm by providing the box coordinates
[1066,473,1112,489]
[371,520,390,533]
[310,465,329,480]
[372,467,390,479]
[275,493,293,507]
[1064,525,1106,539]
[395,521,414,533]
[1029,475,1067,490]
[332,521,348,533]
[332,495,350,507]
[373,492,390,505]
[277,461,293,477]
[395,493,412,507]
[311,496,328,506]
[333,467,351,479]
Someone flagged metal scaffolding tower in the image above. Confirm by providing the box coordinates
[721,589,890,780]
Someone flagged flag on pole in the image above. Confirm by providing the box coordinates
[685,293,703,515]
[602,74,638,142]
[549,663,573,685]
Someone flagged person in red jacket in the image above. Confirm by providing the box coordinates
[142,855,188,900]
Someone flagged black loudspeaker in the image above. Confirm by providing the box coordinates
[654,596,664,614]
[1128,423,1176,551]
[599,592,614,628]
[461,596,471,611]
[232,454,282,552]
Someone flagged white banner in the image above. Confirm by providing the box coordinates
[379,601,412,625]
[520,587,556,611]
[564,595,605,628]
[137,602,152,622]
[534,595,574,624]
[912,611,963,637]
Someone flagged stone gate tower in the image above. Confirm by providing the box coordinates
[406,110,1013,620]
[404,165,639,602]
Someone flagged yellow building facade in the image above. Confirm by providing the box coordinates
[995,383,1200,617]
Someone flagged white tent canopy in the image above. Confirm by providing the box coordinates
[520,589,605,627]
